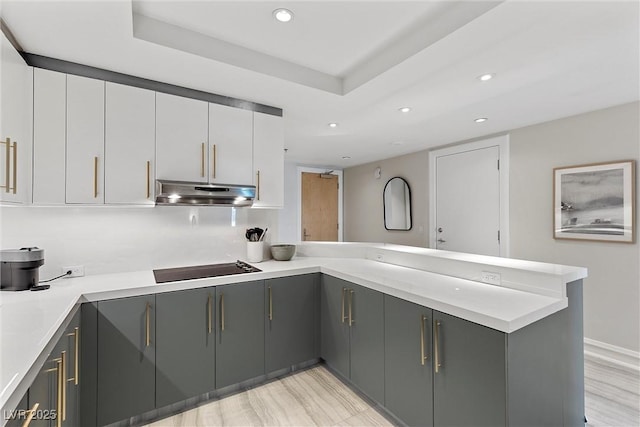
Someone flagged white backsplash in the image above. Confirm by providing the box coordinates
[0,205,279,279]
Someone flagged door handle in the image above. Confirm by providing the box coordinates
[303,228,311,240]
[268,286,273,321]
[207,294,213,334]
[434,320,442,373]
[437,239,446,243]
[348,289,354,326]
[66,327,79,385]
[340,287,347,323]
[145,302,151,347]
[420,315,429,366]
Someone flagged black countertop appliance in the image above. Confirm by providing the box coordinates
[1,247,45,291]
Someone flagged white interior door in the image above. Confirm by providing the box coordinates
[435,146,501,256]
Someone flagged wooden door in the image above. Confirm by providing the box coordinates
[301,172,338,241]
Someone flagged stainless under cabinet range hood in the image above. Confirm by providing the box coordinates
[155,180,256,206]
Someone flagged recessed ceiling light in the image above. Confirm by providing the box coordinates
[398,107,412,113]
[328,123,338,128]
[478,73,495,82]
[474,117,488,123]
[273,8,294,23]
[342,156,351,160]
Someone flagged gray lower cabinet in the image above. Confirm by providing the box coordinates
[265,274,319,373]
[215,280,265,389]
[96,295,155,426]
[384,295,434,427]
[432,311,506,427]
[320,275,384,403]
[156,288,216,408]
[4,392,29,427]
[25,350,58,427]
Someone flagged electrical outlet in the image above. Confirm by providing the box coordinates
[62,265,85,278]
[480,271,501,286]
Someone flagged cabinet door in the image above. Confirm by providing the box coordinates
[66,75,104,204]
[0,33,31,204]
[97,296,155,426]
[105,82,155,204]
[208,103,253,185]
[319,275,350,378]
[265,274,318,373]
[252,112,284,208]
[62,311,81,427]
[215,281,264,389]
[156,93,208,183]
[156,288,215,407]
[348,283,384,404]
[33,68,66,204]
[432,311,506,427]
[384,295,433,427]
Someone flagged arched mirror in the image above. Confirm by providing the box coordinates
[384,177,412,230]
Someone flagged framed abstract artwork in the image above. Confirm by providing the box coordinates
[554,160,635,242]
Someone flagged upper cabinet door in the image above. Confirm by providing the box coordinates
[33,68,66,205]
[156,92,208,183]
[0,33,32,204]
[253,112,284,208]
[66,75,105,204]
[105,82,155,204]
[208,103,253,185]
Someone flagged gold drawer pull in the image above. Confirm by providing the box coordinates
[22,402,39,427]
[145,302,151,347]
[212,144,217,179]
[348,289,354,326]
[67,327,79,385]
[220,292,225,332]
[341,287,347,323]
[207,294,213,334]
[201,143,205,177]
[256,170,261,200]
[93,156,99,198]
[146,161,151,199]
[420,315,428,366]
[268,286,273,321]
[434,320,442,373]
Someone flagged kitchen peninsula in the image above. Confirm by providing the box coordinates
[0,243,587,427]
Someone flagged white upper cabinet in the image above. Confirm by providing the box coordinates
[32,68,66,204]
[0,33,32,204]
[66,74,105,204]
[208,103,253,185]
[156,92,209,183]
[252,112,284,208]
[105,82,155,204]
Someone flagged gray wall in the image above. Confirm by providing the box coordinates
[344,150,429,247]
[343,102,639,353]
[509,102,639,353]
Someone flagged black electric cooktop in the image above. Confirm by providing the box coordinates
[153,260,261,284]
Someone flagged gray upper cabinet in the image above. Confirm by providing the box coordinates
[97,295,155,426]
[156,288,215,408]
[320,276,384,403]
[320,275,351,378]
[265,274,319,373]
[215,281,265,389]
[432,311,507,427]
[384,295,434,427]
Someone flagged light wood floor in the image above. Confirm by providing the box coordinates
[146,356,640,427]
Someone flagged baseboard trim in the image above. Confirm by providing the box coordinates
[584,338,640,372]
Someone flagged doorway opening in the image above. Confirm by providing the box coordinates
[297,167,343,242]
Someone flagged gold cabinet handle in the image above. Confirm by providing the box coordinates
[268,286,273,321]
[256,170,260,200]
[146,161,151,199]
[12,140,17,194]
[67,327,79,385]
[220,292,225,332]
[212,144,217,179]
[145,302,151,347]
[434,320,442,373]
[2,137,10,193]
[201,143,205,177]
[93,156,99,198]
[349,289,355,326]
[340,287,347,323]
[56,358,63,427]
[207,294,213,334]
[420,315,428,366]
[61,351,67,421]
[22,402,39,427]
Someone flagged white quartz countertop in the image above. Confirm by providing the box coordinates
[0,250,586,416]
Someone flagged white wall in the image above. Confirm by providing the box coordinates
[0,206,278,279]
